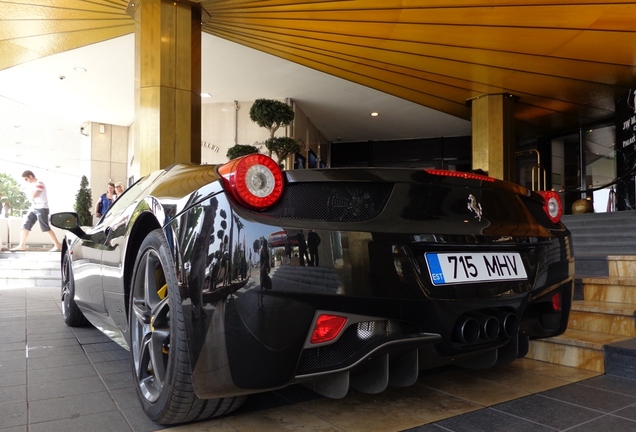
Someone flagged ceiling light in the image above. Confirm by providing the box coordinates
[201,93,212,98]
[370,112,379,117]
[74,67,87,73]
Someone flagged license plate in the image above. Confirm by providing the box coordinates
[425,252,527,286]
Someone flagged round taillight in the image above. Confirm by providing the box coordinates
[537,191,563,224]
[218,154,284,210]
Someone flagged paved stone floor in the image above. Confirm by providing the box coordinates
[2,284,636,432]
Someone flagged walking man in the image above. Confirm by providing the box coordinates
[10,170,62,252]
[307,229,321,267]
[296,229,309,266]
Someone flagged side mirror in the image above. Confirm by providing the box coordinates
[50,212,86,238]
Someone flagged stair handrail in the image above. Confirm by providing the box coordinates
[515,149,546,191]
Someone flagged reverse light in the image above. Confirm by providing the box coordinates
[310,314,348,344]
[425,169,496,183]
[218,154,284,210]
[537,191,563,224]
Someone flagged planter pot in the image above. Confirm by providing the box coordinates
[572,199,594,214]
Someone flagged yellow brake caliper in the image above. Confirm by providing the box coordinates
[157,284,167,300]
[156,283,169,354]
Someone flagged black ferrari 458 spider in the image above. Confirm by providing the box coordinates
[50,153,572,424]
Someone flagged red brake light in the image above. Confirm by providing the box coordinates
[218,154,284,210]
[425,169,496,183]
[537,191,563,224]
[310,314,348,344]
[552,292,562,311]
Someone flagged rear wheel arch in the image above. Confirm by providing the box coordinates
[128,228,244,423]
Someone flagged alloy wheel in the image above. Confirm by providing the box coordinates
[130,248,171,403]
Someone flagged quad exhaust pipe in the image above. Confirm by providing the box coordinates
[493,310,520,338]
[453,311,519,345]
[453,316,480,344]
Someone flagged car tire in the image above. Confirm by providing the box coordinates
[129,229,245,424]
[61,250,89,327]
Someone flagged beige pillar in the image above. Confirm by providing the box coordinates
[88,123,129,215]
[128,0,205,177]
[468,93,517,182]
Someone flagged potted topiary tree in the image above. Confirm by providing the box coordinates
[74,175,93,226]
[249,99,301,166]
[226,144,260,160]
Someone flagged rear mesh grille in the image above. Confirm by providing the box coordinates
[256,183,393,222]
[297,320,420,373]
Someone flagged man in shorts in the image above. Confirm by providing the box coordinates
[10,170,62,252]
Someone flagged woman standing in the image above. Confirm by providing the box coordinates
[114,181,125,199]
[95,182,116,218]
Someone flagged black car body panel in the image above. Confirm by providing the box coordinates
[55,162,573,403]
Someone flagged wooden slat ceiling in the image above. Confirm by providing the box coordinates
[1,0,635,137]
[0,0,133,68]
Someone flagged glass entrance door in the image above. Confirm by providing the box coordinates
[585,125,616,212]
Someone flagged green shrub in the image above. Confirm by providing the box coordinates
[74,175,93,226]
[226,144,260,160]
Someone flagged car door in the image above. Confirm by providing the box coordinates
[98,176,158,338]
[70,219,110,315]
[99,201,133,337]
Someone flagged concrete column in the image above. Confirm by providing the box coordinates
[83,122,129,223]
[468,93,517,182]
[128,0,205,176]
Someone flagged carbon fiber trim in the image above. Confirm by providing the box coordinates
[256,182,393,222]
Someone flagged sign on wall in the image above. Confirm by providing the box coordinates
[615,85,636,210]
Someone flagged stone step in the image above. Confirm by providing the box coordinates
[0,250,61,261]
[528,253,636,374]
[527,328,633,373]
[607,255,636,278]
[568,300,636,337]
[528,219,636,379]
[1,268,60,278]
[0,277,61,288]
[570,229,636,238]
[582,279,636,305]
[0,251,61,287]
[573,256,608,278]
[563,213,636,257]
[0,258,60,270]
[570,242,636,257]
[572,255,636,279]
[563,212,636,229]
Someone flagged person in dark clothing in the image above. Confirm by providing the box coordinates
[296,230,309,266]
[259,239,271,290]
[95,182,116,218]
[307,229,321,267]
[284,235,292,258]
